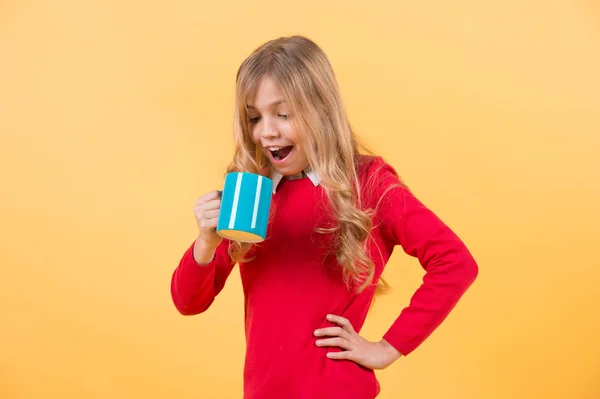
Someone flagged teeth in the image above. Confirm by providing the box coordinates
[267,146,284,151]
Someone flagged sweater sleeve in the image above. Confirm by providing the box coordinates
[373,160,479,356]
[170,239,236,316]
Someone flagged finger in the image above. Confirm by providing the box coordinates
[315,337,353,350]
[326,350,354,361]
[201,220,218,229]
[201,198,222,212]
[203,209,220,220]
[195,198,220,213]
[314,327,352,341]
[326,314,356,333]
[198,190,221,203]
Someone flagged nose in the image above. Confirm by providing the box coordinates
[261,118,280,139]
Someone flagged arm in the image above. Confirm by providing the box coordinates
[170,238,236,315]
[376,162,479,356]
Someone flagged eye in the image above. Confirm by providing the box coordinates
[278,114,288,119]
[249,116,261,124]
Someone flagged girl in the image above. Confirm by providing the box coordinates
[171,35,478,399]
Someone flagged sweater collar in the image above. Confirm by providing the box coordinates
[271,166,321,193]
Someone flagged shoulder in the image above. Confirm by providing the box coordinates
[355,154,407,208]
[356,154,403,186]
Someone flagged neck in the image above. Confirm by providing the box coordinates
[285,170,305,180]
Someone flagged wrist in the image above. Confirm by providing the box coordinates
[193,236,220,265]
[379,339,402,363]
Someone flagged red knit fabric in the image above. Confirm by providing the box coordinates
[171,156,478,398]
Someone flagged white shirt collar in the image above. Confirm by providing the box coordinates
[271,166,321,193]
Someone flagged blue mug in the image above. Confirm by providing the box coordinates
[216,172,273,243]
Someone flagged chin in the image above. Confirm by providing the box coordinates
[275,166,303,176]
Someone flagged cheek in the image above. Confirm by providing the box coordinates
[292,133,310,159]
[250,125,261,144]
[284,124,300,144]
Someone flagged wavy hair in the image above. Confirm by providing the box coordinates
[225,35,389,294]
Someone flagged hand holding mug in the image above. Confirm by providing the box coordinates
[193,190,223,263]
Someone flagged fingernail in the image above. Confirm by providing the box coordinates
[314,330,320,336]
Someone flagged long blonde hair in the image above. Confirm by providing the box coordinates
[226,35,388,294]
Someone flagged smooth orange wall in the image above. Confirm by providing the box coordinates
[1,1,599,398]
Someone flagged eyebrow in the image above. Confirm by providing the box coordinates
[246,100,286,109]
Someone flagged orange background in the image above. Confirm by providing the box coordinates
[1,1,599,398]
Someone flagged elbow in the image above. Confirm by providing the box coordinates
[174,305,202,316]
[170,283,213,316]
[462,253,479,288]
[172,296,197,315]
[172,297,212,316]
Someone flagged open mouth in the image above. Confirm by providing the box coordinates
[268,146,293,161]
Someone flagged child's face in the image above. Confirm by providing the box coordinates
[248,77,309,176]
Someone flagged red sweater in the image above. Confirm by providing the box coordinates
[171,156,478,398]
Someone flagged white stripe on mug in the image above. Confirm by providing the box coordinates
[251,176,263,229]
[228,173,243,229]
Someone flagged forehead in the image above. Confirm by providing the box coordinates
[247,77,287,109]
